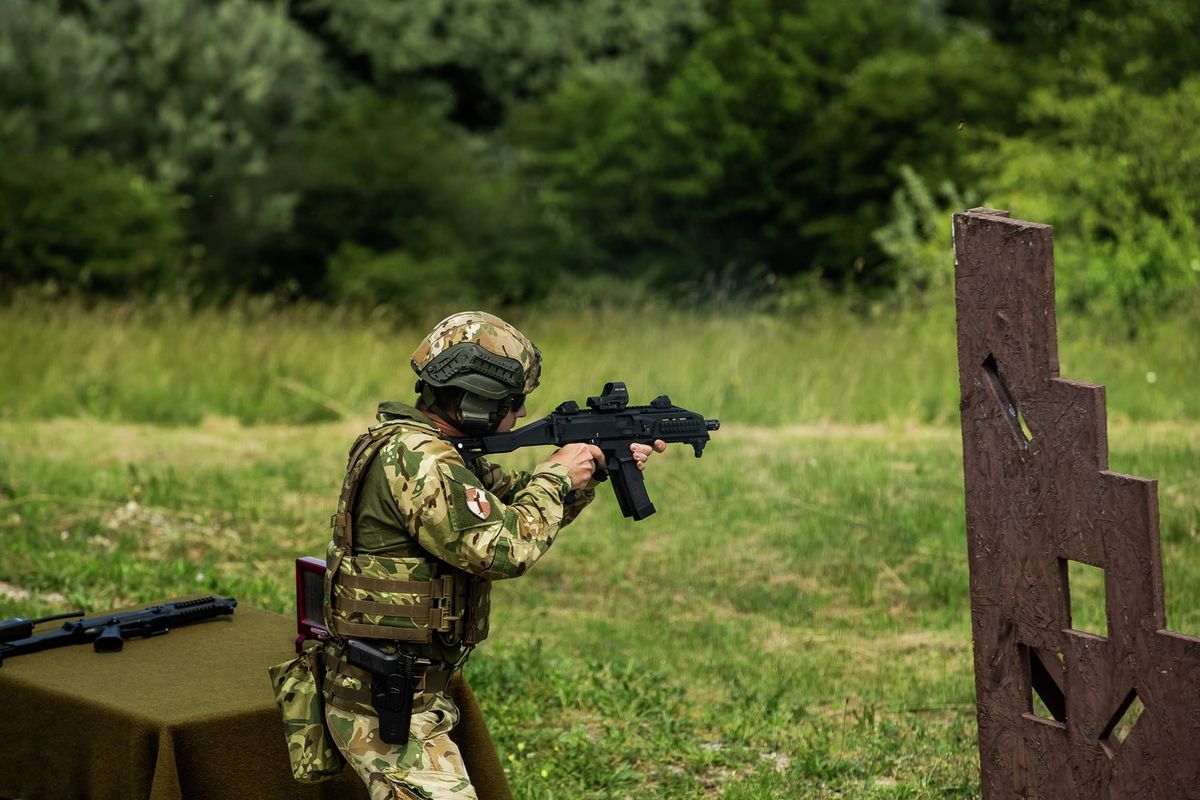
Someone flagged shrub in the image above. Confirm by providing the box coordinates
[872,166,977,298]
[0,149,185,294]
[977,76,1200,321]
[289,90,560,306]
[323,243,471,313]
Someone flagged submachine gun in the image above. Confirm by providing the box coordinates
[450,381,720,521]
[0,596,237,666]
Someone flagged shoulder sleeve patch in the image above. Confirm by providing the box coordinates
[437,461,504,530]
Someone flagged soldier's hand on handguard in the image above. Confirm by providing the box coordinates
[549,443,607,490]
[631,440,667,471]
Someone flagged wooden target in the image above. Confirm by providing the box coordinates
[953,208,1200,799]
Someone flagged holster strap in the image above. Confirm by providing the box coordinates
[326,660,454,711]
[327,677,373,709]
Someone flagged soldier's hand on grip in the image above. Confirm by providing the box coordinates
[549,443,606,490]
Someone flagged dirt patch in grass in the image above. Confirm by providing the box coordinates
[0,580,67,606]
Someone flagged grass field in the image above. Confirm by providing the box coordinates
[1,298,1198,798]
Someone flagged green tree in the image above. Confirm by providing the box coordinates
[511,0,1025,288]
[944,0,1199,93]
[0,0,331,292]
[285,91,557,310]
[977,76,1200,319]
[0,2,116,151]
[294,0,710,127]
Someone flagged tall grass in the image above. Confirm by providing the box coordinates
[1,293,1198,426]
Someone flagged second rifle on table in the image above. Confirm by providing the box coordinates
[0,596,238,666]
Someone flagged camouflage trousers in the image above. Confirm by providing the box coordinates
[325,676,477,800]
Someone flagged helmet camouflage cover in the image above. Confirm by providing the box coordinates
[411,311,542,399]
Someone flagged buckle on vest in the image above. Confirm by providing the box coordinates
[431,576,461,632]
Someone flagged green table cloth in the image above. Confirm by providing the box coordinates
[0,603,511,800]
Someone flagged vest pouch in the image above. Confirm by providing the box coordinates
[328,553,440,642]
[267,638,344,783]
[461,574,491,645]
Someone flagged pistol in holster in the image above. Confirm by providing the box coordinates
[344,640,428,745]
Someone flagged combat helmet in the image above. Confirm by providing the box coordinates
[411,311,542,434]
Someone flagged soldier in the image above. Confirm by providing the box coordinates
[321,311,665,800]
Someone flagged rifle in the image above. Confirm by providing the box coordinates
[450,381,719,521]
[0,596,237,666]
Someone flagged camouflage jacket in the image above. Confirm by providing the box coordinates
[332,401,594,663]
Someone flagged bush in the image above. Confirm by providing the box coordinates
[0,0,331,292]
[0,149,185,294]
[323,244,470,313]
[288,90,559,307]
[872,166,977,298]
[976,76,1200,321]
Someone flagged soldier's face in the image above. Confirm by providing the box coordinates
[496,402,527,433]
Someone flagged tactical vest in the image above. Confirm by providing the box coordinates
[324,419,490,648]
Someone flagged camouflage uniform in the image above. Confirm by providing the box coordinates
[323,396,594,800]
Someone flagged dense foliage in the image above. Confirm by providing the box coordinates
[1,0,1197,316]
